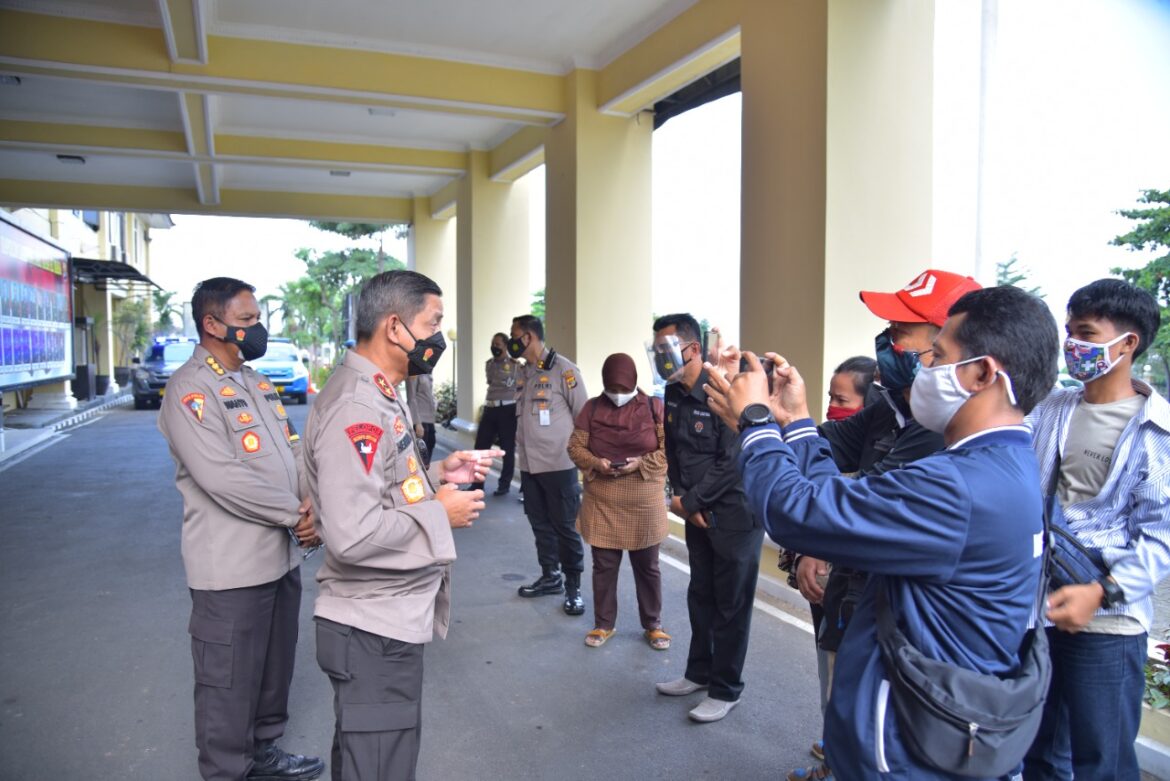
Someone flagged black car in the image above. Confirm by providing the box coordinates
[133,338,196,409]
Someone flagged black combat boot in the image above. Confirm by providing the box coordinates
[518,567,563,597]
[562,572,585,616]
[247,740,324,781]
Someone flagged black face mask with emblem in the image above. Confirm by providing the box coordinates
[507,335,527,360]
[400,325,446,376]
[216,318,268,361]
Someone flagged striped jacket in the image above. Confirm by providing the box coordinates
[1026,380,1170,633]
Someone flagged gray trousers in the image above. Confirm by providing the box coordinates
[189,567,302,781]
[315,618,424,781]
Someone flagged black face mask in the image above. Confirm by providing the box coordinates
[490,345,504,358]
[400,324,446,376]
[507,335,527,359]
[216,318,268,361]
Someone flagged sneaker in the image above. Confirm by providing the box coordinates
[687,696,739,723]
[655,677,708,696]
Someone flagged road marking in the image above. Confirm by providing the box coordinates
[0,432,68,473]
[659,550,814,636]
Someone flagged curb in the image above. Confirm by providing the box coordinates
[51,393,134,431]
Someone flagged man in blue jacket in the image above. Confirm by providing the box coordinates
[706,285,1059,779]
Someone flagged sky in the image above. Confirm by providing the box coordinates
[147,0,1170,357]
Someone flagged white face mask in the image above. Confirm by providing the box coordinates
[910,355,1018,434]
[604,390,637,407]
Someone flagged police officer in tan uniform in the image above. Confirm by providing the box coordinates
[508,314,590,614]
[304,270,498,781]
[159,277,324,781]
[471,332,519,496]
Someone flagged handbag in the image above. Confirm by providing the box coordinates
[874,492,1055,776]
[1044,454,1109,590]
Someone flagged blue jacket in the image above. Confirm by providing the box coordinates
[738,421,1044,780]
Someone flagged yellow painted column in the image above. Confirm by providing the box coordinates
[741,0,978,418]
[544,69,653,396]
[410,198,458,395]
[452,152,531,425]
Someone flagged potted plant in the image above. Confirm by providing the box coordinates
[1141,642,1170,746]
[112,298,150,387]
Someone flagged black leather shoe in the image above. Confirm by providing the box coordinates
[248,743,325,781]
[493,485,510,496]
[563,587,585,615]
[518,570,563,598]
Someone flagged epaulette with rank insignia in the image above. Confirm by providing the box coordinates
[205,356,225,376]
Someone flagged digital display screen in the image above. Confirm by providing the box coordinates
[0,216,73,391]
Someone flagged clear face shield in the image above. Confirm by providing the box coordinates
[646,334,689,385]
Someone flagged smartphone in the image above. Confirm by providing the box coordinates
[738,356,776,391]
[610,459,628,469]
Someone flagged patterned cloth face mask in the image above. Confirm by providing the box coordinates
[1063,332,1132,383]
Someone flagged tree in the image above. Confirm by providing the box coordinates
[112,297,151,364]
[152,289,182,334]
[996,255,1044,298]
[531,288,546,320]
[311,220,409,274]
[1111,188,1170,394]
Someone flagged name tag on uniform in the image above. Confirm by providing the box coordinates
[539,408,551,427]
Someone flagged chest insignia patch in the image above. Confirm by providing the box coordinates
[241,431,261,453]
[275,403,286,417]
[401,475,426,504]
[237,412,253,425]
[219,386,236,397]
[407,455,418,474]
[205,357,225,376]
[694,420,704,433]
[258,382,272,391]
[393,416,406,438]
[539,375,550,384]
[563,370,577,389]
[182,392,205,423]
[374,373,397,400]
[345,423,384,474]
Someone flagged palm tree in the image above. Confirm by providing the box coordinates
[152,289,182,334]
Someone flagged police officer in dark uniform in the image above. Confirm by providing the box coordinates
[471,332,519,496]
[651,313,763,723]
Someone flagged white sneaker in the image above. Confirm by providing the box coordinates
[655,677,708,696]
[688,696,739,722]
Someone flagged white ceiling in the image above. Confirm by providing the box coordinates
[0,0,703,217]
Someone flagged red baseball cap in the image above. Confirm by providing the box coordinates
[859,269,982,328]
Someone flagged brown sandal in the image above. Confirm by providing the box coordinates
[644,628,671,650]
[585,628,615,647]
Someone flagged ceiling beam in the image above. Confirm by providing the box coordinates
[178,92,218,204]
[0,11,565,125]
[598,0,742,116]
[157,0,208,64]
[0,179,414,222]
[489,126,546,183]
[0,121,468,177]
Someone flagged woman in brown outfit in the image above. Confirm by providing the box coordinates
[567,353,671,650]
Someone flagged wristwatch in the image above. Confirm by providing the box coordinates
[1099,576,1125,608]
[738,403,775,431]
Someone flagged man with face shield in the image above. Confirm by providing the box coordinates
[781,269,979,779]
[707,285,1061,778]
[304,270,500,781]
[159,277,324,781]
[509,314,591,614]
[651,313,764,723]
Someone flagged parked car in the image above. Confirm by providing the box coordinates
[247,337,310,404]
[133,337,196,409]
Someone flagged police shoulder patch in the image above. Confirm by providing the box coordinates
[346,423,384,474]
[181,392,205,422]
[563,370,577,389]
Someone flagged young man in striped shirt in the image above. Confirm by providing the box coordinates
[1024,278,1170,781]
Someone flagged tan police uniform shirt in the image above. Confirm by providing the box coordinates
[305,350,456,644]
[406,374,436,425]
[484,357,519,403]
[515,347,588,474]
[158,345,302,591]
